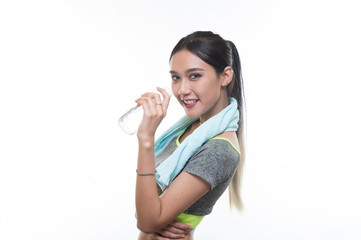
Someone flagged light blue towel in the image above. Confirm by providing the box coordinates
[155,97,239,191]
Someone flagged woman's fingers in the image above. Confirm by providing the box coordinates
[154,220,192,239]
[135,94,157,110]
[140,92,161,106]
[168,221,193,232]
[156,87,171,114]
[135,97,154,116]
[164,226,185,234]
[155,229,186,239]
[139,89,170,117]
[152,92,164,113]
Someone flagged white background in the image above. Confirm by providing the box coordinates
[1,0,360,239]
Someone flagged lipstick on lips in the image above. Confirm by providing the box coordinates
[183,99,199,108]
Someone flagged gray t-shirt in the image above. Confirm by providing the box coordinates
[155,136,240,216]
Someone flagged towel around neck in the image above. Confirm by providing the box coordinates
[155,97,239,191]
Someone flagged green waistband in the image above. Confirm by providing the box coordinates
[175,213,204,228]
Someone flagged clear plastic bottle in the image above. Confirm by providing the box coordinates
[118,105,143,135]
[118,88,172,135]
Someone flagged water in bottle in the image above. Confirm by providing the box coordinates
[118,105,143,135]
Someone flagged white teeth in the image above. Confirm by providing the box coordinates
[184,100,196,105]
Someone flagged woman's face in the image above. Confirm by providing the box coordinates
[169,50,230,122]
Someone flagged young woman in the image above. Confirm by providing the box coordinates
[135,31,246,240]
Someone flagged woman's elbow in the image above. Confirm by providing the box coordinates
[137,221,159,234]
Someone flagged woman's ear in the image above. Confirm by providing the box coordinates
[221,66,234,87]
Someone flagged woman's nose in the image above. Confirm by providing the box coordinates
[178,80,191,96]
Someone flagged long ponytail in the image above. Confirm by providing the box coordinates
[227,41,246,211]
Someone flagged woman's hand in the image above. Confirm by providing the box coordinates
[135,87,171,140]
[150,221,193,240]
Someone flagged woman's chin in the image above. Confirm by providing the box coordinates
[184,112,200,119]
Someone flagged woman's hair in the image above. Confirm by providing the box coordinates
[170,31,246,211]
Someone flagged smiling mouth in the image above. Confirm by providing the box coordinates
[183,99,197,105]
[182,99,199,108]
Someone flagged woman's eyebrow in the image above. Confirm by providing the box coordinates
[169,68,206,74]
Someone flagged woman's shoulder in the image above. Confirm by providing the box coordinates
[192,131,240,159]
[208,131,240,154]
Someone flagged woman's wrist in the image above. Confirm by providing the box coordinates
[137,134,155,149]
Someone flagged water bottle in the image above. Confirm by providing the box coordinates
[118,87,172,135]
[118,105,143,135]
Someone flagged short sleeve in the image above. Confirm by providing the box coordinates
[182,139,240,189]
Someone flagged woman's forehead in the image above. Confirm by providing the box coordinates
[169,50,210,72]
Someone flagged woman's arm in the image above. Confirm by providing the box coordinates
[135,88,210,233]
[136,212,193,239]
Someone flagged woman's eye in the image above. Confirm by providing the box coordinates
[190,73,201,79]
[171,75,180,81]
